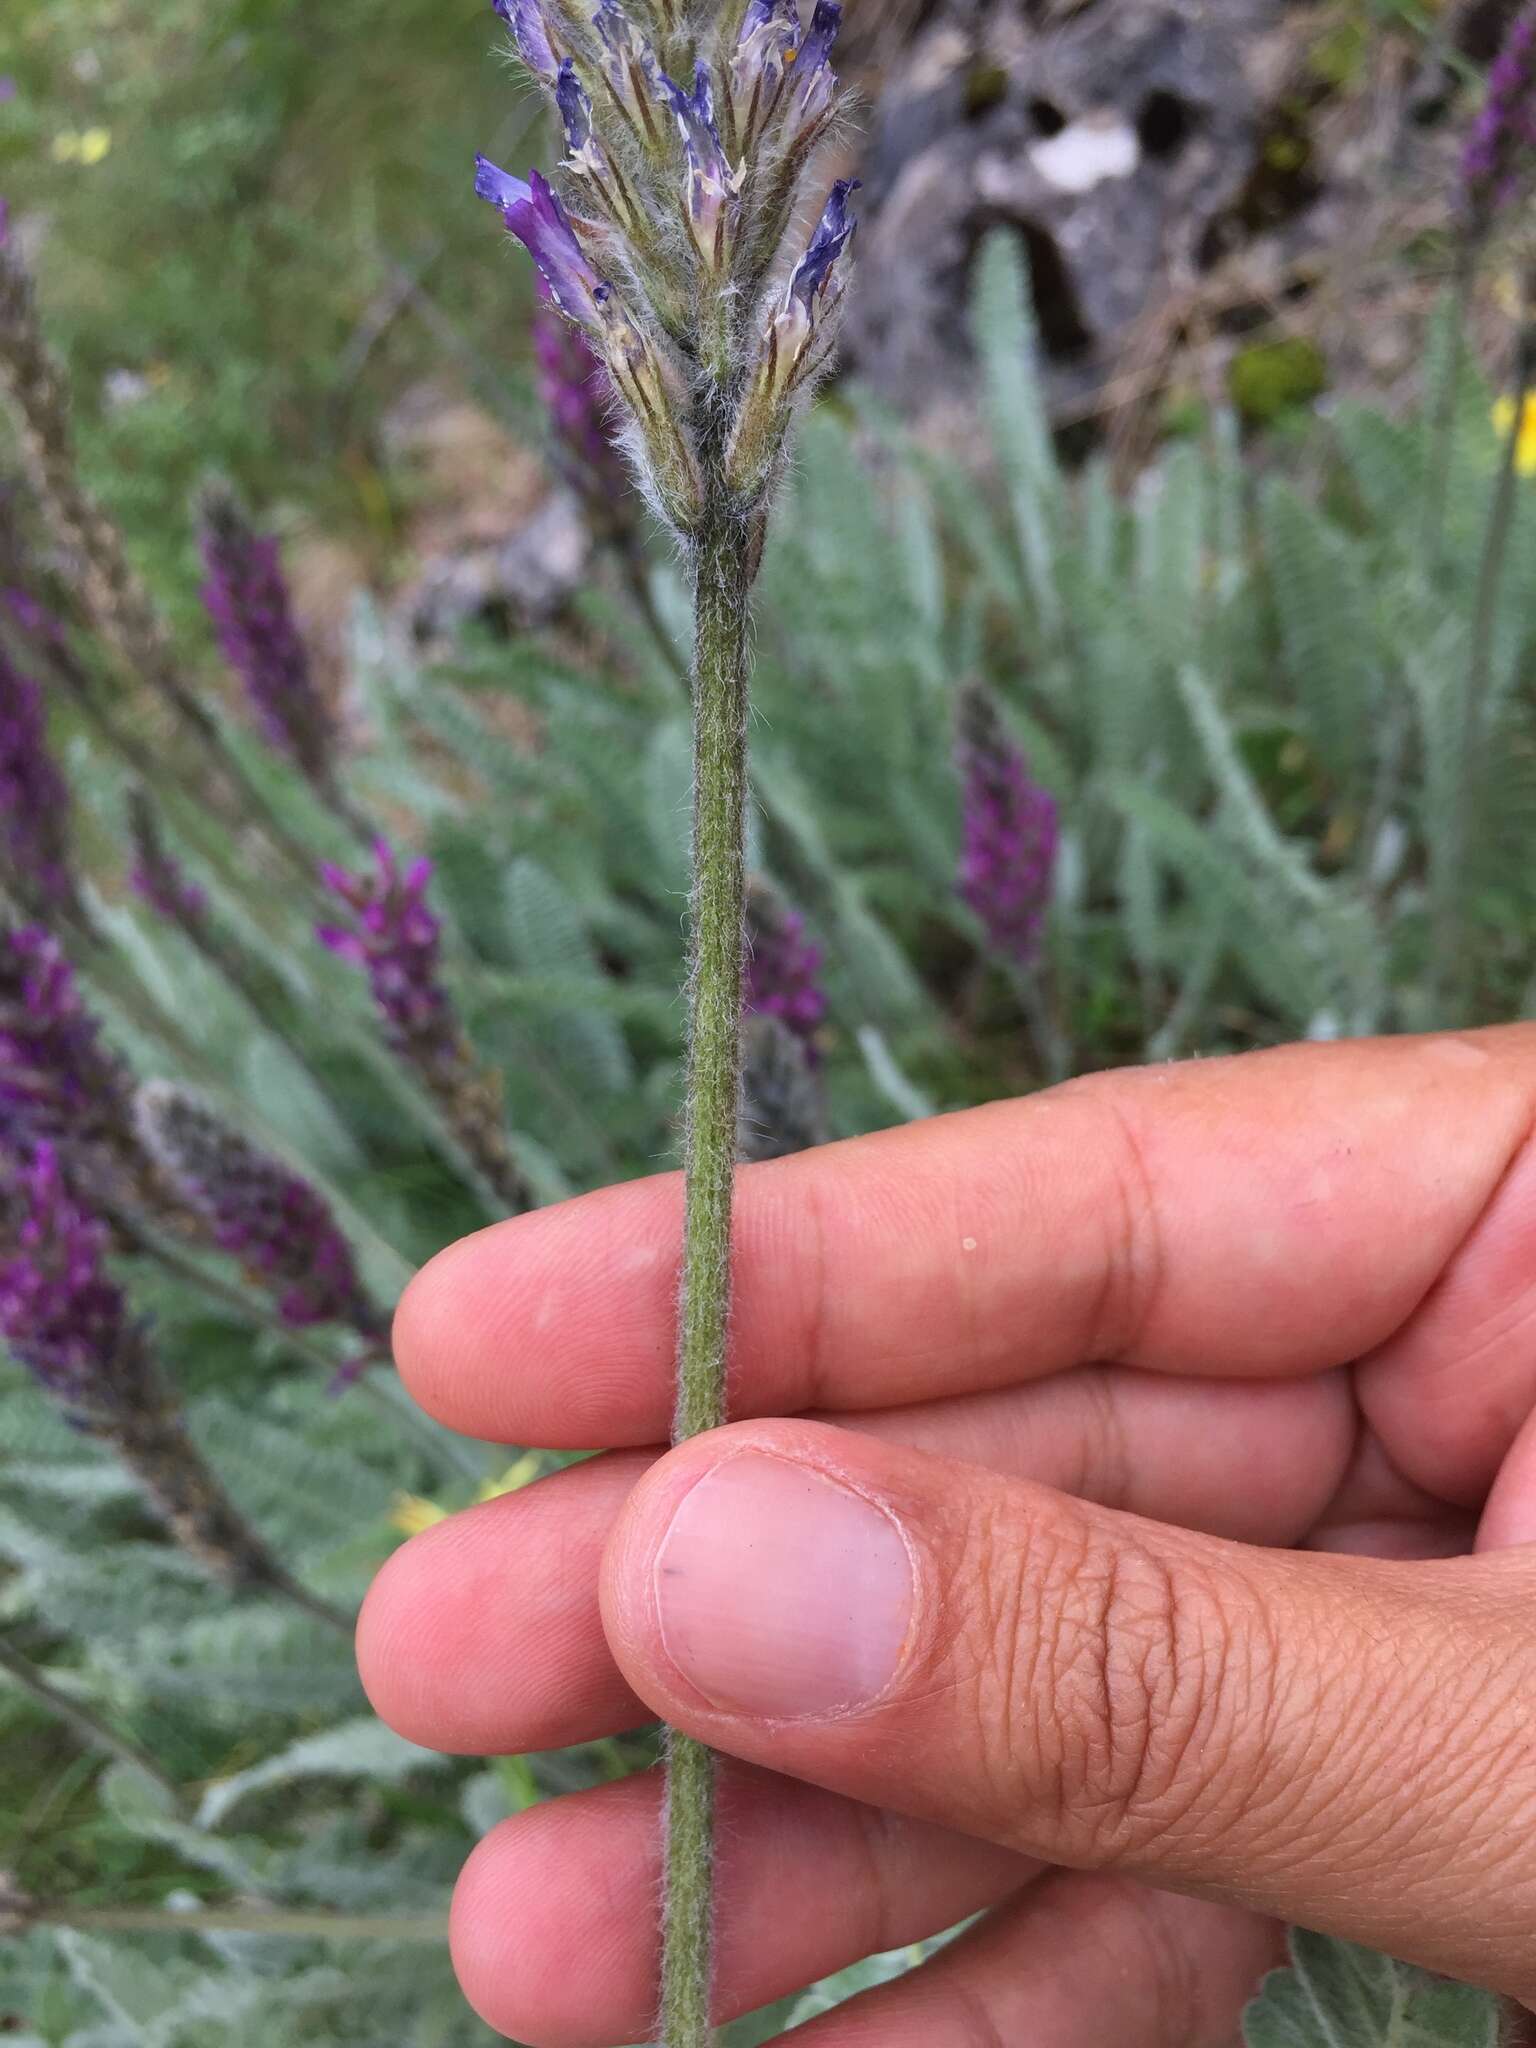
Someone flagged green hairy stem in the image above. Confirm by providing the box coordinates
[662,494,754,2047]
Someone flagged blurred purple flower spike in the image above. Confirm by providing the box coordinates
[955,684,1060,971]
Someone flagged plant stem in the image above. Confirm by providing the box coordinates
[673,506,751,1444]
[661,496,753,2048]
[0,1639,187,1809]
[16,1901,449,1941]
[1421,245,1478,582]
[1431,273,1535,1018]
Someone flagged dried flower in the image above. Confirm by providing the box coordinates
[0,644,79,919]
[745,880,827,1060]
[134,1082,385,1340]
[1464,2,1536,233]
[0,1144,301,1595]
[0,244,212,744]
[318,842,531,1212]
[127,791,208,933]
[197,482,338,796]
[955,684,1060,970]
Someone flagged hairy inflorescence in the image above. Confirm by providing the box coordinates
[476,9,858,2038]
[134,1081,386,1341]
[476,0,857,543]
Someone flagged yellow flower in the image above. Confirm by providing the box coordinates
[476,1451,543,1502]
[389,1455,543,1538]
[1492,395,1536,479]
[390,1492,448,1537]
[49,128,112,167]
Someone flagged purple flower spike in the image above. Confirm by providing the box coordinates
[492,0,558,82]
[955,686,1059,971]
[745,882,827,1062]
[318,842,532,1213]
[0,1139,306,1594]
[475,160,611,327]
[317,841,458,1066]
[0,924,134,1153]
[197,484,337,794]
[0,646,78,918]
[1463,1,1536,231]
[135,1082,385,1340]
[0,1144,144,1421]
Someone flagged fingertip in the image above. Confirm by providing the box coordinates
[359,1473,649,1754]
[356,1523,470,1752]
[390,1223,510,1436]
[450,1788,659,2047]
[392,1187,681,1446]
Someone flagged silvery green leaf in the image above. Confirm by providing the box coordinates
[972,227,1061,630]
[1242,1932,1504,2048]
[198,1716,452,1827]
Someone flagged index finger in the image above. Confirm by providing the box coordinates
[394,1029,1535,1448]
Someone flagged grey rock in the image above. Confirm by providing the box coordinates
[843,0,1290,432]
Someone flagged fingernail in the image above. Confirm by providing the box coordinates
[652,1452,916,1719]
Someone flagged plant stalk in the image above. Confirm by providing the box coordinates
[12,1901,449,1941]
[661,495,753,2048]
[0,1639,187,1809]
[1431,273,1535,1018]
[1421,244,1479,581]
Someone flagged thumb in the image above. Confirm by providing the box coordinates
[601,1419,1536,2000]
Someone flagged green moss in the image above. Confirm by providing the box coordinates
[1228,337,1329,425]
[964,62,1009,118]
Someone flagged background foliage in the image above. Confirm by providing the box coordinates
[2,2,1534,2043]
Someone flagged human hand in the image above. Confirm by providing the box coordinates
[359,1029,1536,2045]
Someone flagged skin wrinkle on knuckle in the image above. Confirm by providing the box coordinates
[1074,1086,1167,1363]
[789,1165,834,1413]
[952,1495,1277,1866]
